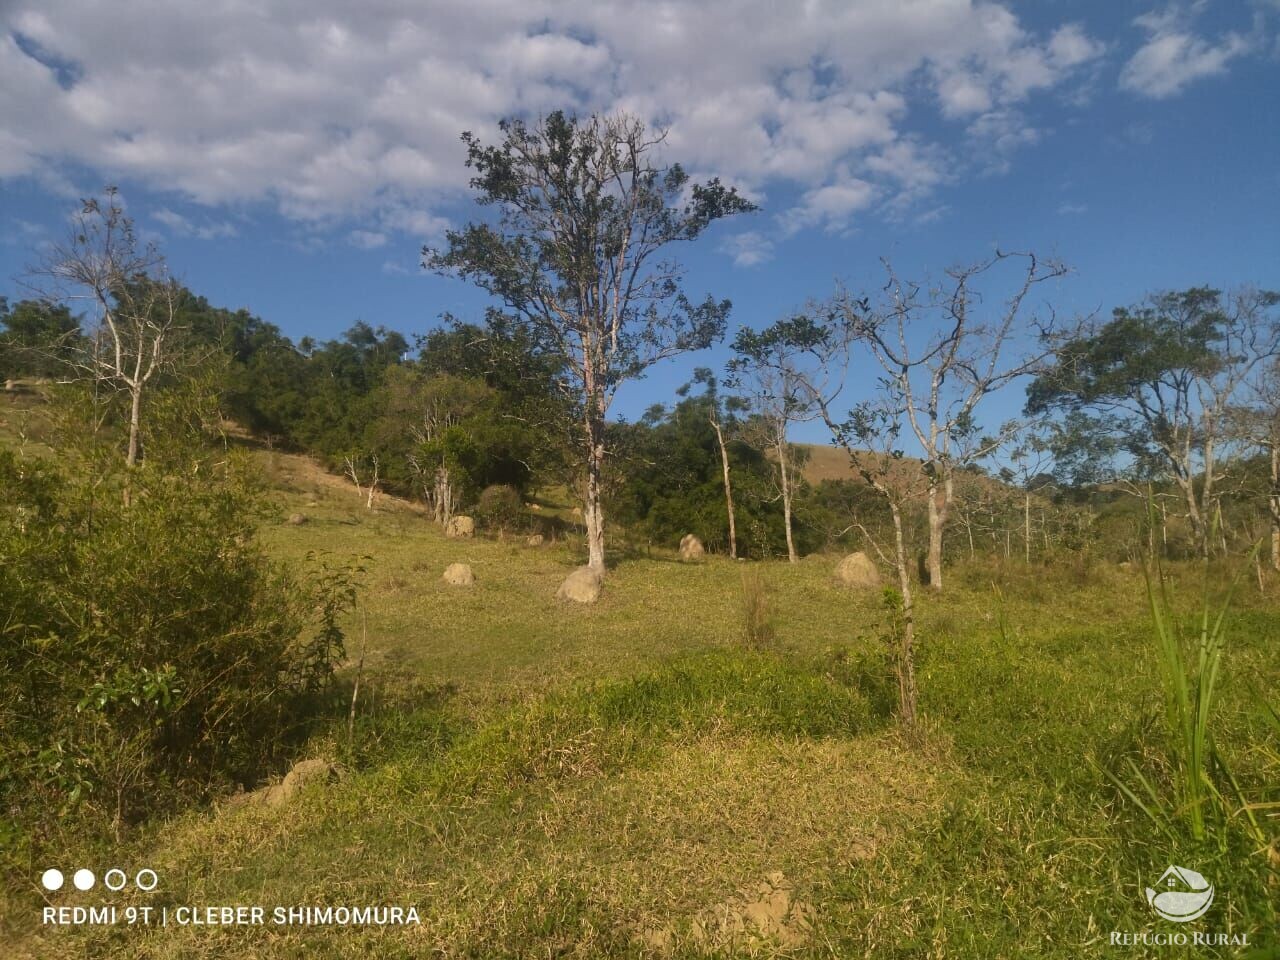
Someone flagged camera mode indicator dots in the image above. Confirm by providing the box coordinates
[40,866,156,892]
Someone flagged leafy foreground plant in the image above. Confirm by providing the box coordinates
[1105,519,1270,853]
[0,384,363,882]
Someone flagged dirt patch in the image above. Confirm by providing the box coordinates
[638,871,814,952]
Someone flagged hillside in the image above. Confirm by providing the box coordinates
[4,393,1278,958]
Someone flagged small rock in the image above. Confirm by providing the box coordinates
[444,515,475,538]
[835,551,881,588]
[679,533,705,561]
[556,565,602,603]
[443,562,475,586]
[287,513,308,526]
[526,534,544,547]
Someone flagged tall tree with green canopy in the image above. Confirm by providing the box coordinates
[1027,287,1280,556]
[427,110,755,576]
[0,298,83,379]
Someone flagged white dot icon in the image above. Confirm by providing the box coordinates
[41,869,64,891]
[104,869,127,891]
[73,869,95,891]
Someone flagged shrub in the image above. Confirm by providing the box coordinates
[0,386,360,860]
[474,483,525,533]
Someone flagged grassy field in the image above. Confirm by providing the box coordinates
[6,431,1279,958]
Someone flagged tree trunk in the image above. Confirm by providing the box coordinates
[711,415,737,559]
[1179,475,1208,558]
[126,384,143,468]
[584,403,607,574]
[777,437,797,563]
[889,501,918,726]
[926,479,947,590]
[1271,443,1279,572]
[1024,492,1031,564]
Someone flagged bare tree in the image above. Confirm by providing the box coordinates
[686,367,741,558]
[343,454,380,510]
[836,252,1067,590]
[992,422,1056,564]
[29,188,182,468]
[428,111,754,576]
[815,396,925,725]
[728,315,835,563]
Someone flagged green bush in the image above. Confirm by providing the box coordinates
[0,388,359,860]
[474,483,525,533]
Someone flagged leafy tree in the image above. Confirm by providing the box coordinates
[1028,287,1280,555]
[427,110,755,576]
[0,299,83,379]
[612,391,789,557]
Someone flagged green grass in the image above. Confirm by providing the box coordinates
[5,435,1279,958]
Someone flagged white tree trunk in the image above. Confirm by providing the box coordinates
[777,437,797,563]
[126,384,143,468]
[711,416,737,559]
[1024,492,1031,564]
[926,479,948,590]
[584,404,607,574]
[1271,443,1279,572]
[890,501,918,726]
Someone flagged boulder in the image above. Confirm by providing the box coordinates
[526,534,545,547]
[679,533,706,561]
[444,515,475,539]
[556,565,602,604]
[286,513,308,525]
[442,562,475,586]
[227,758,344,809]
[835,551,881,589]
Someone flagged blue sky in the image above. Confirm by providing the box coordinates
[2,0,1277,443]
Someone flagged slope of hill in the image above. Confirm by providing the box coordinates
[4,393,1278,959]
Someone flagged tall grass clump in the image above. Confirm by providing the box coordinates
[739,567,775,645]
[1107,506,1265,849]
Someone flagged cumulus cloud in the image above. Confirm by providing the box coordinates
[719,231,774,268]
[153,207,238,239]
[0,1,1104,244]
[1120,8,1254,98]
[348,229,387,250]
[779,175,877,235]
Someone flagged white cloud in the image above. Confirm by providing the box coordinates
[1120,8,1254,98]
[0,1,1103,240]
[1057,201,1088,215]
[348,229,387,249]
[152,206,237,239]
[719,231,774,268]
[780,175,877,235]
[966,110,1041,172]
